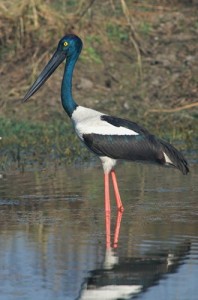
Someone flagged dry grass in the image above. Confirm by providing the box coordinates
[0,0,65,46]
[0,0,197,125]
[0,0,144,110]
[0,0,151,66]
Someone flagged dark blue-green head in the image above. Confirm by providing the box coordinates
[58,34,83,58]
[23,34,83,102]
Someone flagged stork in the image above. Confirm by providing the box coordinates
[23,35,189,246]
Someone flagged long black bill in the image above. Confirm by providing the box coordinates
[23,50,66,102]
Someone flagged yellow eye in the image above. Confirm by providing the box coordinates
[63,41,68,47]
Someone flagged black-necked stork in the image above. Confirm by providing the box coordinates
[23,34,189,232]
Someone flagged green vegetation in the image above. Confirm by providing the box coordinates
[138,22,152,36]
[0,117,91,171]
[106,24,129,42]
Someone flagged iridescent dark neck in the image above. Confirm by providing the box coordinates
[61,54,79,117]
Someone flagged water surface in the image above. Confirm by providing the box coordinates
[0,161,197,300]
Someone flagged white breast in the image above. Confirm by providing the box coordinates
[72,106,139,140]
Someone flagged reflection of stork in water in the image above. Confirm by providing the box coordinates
[23,35,189,245]
[78,239,191,300]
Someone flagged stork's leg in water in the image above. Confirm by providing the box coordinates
[111,170,124,212]
[104,173,111,249]
[113,209,123,248]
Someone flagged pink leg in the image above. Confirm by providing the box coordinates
[113,210,123,248]
[111,170,124,212]
[104,173,111,249]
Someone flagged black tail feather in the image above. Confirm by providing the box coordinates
[159,139,189,175]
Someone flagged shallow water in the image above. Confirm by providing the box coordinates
[0,161,197,300]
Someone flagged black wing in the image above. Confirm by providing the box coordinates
[83,133,189,175]
[100,115,189,174]
[101,115,150,135]
[83,133,164,163]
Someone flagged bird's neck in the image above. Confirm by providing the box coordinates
[61,54,78,117]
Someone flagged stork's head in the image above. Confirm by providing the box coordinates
[23,34,83,102]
